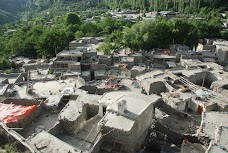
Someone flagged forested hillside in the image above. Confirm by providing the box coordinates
[100,0,228,12]
[0,0,63,24]
[0,0,97,24]
[1,0,227,24]
[0,0,27,24]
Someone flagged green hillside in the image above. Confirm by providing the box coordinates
[1,0,227,24]
[0,0,27,24]
[0,0,98,24]
[100,0,228,12]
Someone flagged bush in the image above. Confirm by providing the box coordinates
[48,69,54,74]
[0,58,12,70]
[3,144,17,153]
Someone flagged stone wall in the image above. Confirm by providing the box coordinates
[0,78,9,84]
[23,63,50,72]
[141,81,151,95]
[187,71,217,89]
[125,61,134,69]
[2,98,41,106]
[81,71,91,81]
[83,52,97,59]
[48,121,62,137]
[94,70,108,80]
[6,101,44,129]
[85,103,99,119]
[90,63,108,71]
[204,72,218,88]
[217,49,228,62]
[142,55,154,66]
[16,73,28,84]
[188,99,200,112]
[149,82,166,95]
[132,55,142,64]
[0,73,26,85]
[187,71,207,86]
[80,85,97,94]
[91,137,104,153]
[99,57,112,66]
[102,103,154,153]
[130,67,147,78]
[205,103,218,111]
[59,100,87,135]
[0,122,35,152]
[96,88,114,95]
[0,96,5,102]
[154,122,201,145]
[155,100,180,115]
[70,64,81,71]
[196,43,216,52]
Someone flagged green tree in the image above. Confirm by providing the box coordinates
[171,19,199,48]
[192,17,222,38]
[75,30,84,39]
[97,42,113,55]
[122,25,143,51]
[105,30,124,47]
[80,22,99,36]
[123,19,173,51]
[36,27,68,58]
[221,30,228,40]
[122,18,199,51]
[65,12,80,25]
[0,57,12,70]
[97,17,121,34]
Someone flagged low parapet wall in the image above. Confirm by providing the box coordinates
[0,121,37,152]
[1,98,44,129]
[2,98,41,106]
[23,63,50,71]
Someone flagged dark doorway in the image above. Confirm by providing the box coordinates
[113,142,122,152]
[103,107,106,116]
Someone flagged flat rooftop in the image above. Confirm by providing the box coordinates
[77,93,101,105]
[0,74,20,84]
[21,109,58,138]
[199,112,228,139]
[154,54,176,59]
[208,144,227,153]
[181,142,206,153]
[30,69,55,80]
[11,57,31,64]
[215,126,228,150]
[212,79,228,87]
[14,79,77,99]
[131,66,146,71]
[103,112,135,131]
[57,50,83,57]
[58,116,101,152]
[171,68,204,77]
[27,131,80,153]
[99,91,160,133]
[120,56,134,62]
[120,79,141,93]
[136,70,165,82]
[44,94,63,109]
[99,91,160,116]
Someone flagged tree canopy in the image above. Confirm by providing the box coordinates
[100,0,228,12]
[121,18,199,51]
[65,13,80,25]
